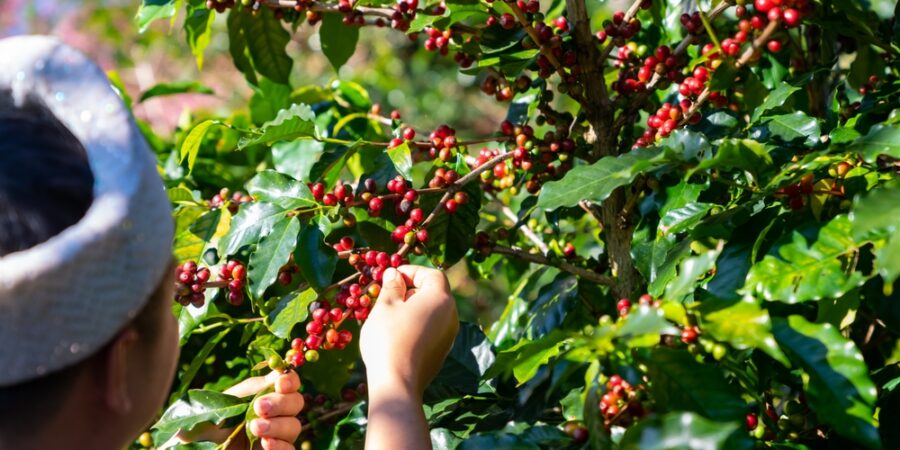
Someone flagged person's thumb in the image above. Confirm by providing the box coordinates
[377,268,406,303]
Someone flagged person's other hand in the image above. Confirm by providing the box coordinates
[360,265,459,397]
[177,370,303,450]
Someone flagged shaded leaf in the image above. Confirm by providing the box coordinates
[295,221,338,291]
[773,316,879,448]
[642,347,746,420]
[243,8,292,83]
[320,13,359,72]
[386,142,413,179]
[851,180,900,283]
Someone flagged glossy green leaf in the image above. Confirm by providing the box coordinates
[226,9,257,85]
[136,0,176,33]
[266,288,317,339]
[643,347,747,420]
[248,216,300,299]
[183,0,214,70]
[153,390,249,444]
[386,142,413,179]
[752,84,801,122]
[180,120,219,172]
[742,216,866,303]
[246,170,317,210]
[616,304,679,345]
[619,412,751,450]
[537,148,664,209]
[295,222,337,291]
[320,13,359,72]
[664,245,722,301]
[173,207,231,264]
[694,296,788,365]
[773,316,879,448]
[139,80,214,103]
[426,323,495,399]
[765,112,821,145]
[239,103,318,148]
[851,124,900,163]
[221,202,286,256]
[692,139,773,178]
[487,331,567,385]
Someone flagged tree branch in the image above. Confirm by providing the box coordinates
[491,244,615,287]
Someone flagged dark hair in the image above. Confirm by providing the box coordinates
[0,88,95,256]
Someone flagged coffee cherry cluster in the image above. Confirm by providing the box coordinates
[219,260,247,306]
[598,374,647,427]
[208,188,253,214]
[423,27,452,55]
[174,259,246,307]
[598,2,653,47]
[174,261,211,307]
[310,181,355,207]
[616,293,659,317]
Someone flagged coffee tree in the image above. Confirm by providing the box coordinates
[133,0,899,448]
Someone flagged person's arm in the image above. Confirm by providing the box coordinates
[360,266,459,450]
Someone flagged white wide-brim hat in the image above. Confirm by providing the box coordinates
[0,36,174,386]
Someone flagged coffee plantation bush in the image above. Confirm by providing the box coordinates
[132,0,899,448]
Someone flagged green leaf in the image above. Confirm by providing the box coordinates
[642,347,747,420]
[616,304,680,346]
[180,120,219,172]
[426,323,495,399]
[239,103,318,148]
[139,80,214,103]
[153,390,249,444]
[752,83,801,122]
[850,124,900,163]
[173,207,232,264]
[221,202,286,256]
[248,216,300,299]
[659,203,714,237]
[320,13,359,72]
[773,316,879,448]
[386,142,413,179]
[246,170,318,210]
[421,182,483,267]
[488,331,568,385]
[136,0,176,33]
[538,148,665,209]
[664,244,722,301]
[765,112,821,145]
[691,139,773,179]
[173,327,232,400]
[227,9,257,85]
[851,180,900,283]
[295,222,338,291]
[619,412,751,450]
[266,288,318,339]
[742,216,866,303]
[184,0,214,70]
[243,8,292,84]
[694,296,789,366]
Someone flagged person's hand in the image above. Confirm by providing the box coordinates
[360,265,459,397]
[177,370,304,450]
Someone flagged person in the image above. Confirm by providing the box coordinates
[0,36,458,450]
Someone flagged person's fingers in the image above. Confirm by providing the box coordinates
[223,374,273,398]
[254,392,304,418]
[397,265,449,292]
[376,268,407,303]
[260,437,296,450]
[274,370,300,394]
[249,417,302,441]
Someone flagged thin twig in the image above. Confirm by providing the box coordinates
[494,197,549,254]
[491,244,615,287]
